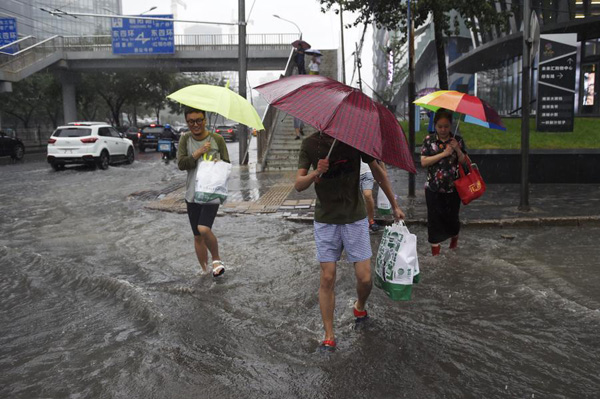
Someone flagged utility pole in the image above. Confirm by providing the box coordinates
[238,0,248,165]
[339,2,346,84]
[407,0,416,198]
[519,0,531,210]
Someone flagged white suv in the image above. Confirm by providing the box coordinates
[47,122,135,171]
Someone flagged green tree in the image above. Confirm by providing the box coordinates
[0,72,60,128]
[139,70,177,124]
[80,71,147,127]
[320,0,514,90]
[77,73,110,123]
[41,74,63,128]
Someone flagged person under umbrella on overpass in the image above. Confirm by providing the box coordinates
[292,39,310,75]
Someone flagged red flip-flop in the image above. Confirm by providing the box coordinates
[353,301,368,318]
[320,340,336,351]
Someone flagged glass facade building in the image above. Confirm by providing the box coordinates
[372,0,600,117]
[1,0,122,39]
[464,0,600,116]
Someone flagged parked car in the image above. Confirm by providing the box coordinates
[0,130,25,160]
[123,126,140,143]
[137,124,179,152]
[47,122,135,171]
[214,125,238,142]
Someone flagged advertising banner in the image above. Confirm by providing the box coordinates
[536,34,577,132]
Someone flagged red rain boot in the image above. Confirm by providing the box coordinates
[449,236,459,250]
[431,245,441,256]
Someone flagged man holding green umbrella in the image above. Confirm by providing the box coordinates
[168,84,264,277]
[177,107,230,277]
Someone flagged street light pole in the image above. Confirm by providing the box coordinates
[273,14,302,39]
[140,6,157,15]
[239,0,248,165]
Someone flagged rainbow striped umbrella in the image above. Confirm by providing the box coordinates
[414,90,506,131]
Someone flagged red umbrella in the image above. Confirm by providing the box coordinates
[254,75,416,173]
[291,39,311,50]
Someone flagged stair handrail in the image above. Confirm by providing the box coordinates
[5,35,60,57]
[0,36,35,53]
[258,48,296,170]
[0,35,63,74]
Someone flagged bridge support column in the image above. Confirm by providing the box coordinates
[0,81,12,93]
[59,71,78,124]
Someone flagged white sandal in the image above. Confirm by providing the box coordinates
[212,260,225,277]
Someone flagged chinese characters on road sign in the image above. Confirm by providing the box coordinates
[0,18,18,55]
[111,15,174,55]
[536,34,577,132]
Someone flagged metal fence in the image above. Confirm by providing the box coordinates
[60,33,298,51]
[9,127,53,146]
[1,33,298,76]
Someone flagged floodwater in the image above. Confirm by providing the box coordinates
[1,149,599,398]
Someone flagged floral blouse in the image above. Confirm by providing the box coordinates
[420,132,467,193]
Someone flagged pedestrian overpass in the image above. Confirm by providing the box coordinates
[0,33,295,121]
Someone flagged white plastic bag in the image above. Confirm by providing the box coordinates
[194,160,232,204]
[376,189,392,215]
[375,221,420,301]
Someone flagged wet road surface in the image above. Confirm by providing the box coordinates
[1,146,600,398]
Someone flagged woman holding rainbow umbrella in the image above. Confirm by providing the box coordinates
[414,90,505,256]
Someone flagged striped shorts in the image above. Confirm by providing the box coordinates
[313,218,372,263]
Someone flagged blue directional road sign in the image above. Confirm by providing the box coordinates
[0,18,18,55]
[111,15,174,55]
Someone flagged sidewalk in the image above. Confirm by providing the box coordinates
[144,163,600,227]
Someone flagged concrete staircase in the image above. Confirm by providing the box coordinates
[261,48,338,171]
[263,113,304,170]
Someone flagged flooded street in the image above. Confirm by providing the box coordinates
[1,148,600,398]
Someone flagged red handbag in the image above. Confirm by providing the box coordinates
[454,156,486,205]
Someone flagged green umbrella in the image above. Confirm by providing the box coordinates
[167,84,264,130]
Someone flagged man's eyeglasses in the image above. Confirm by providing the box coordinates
[186,118,205,126]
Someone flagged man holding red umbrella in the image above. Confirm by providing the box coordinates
[295,132,404,351]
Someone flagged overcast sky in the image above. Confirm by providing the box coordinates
[122,0,375,95]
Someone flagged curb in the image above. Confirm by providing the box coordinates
[284,215,600,227]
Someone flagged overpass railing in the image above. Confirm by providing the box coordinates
[60,33,299,51]
[1,33,298,77]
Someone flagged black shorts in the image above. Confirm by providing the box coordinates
[425,189,461,244]
[186,201,220,236]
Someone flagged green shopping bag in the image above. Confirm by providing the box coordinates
[375,222,420,301]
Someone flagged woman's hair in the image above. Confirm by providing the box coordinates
[184,106,206,118]
[434,109,453,125]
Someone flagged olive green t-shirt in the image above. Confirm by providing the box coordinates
[298,132,374,224]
